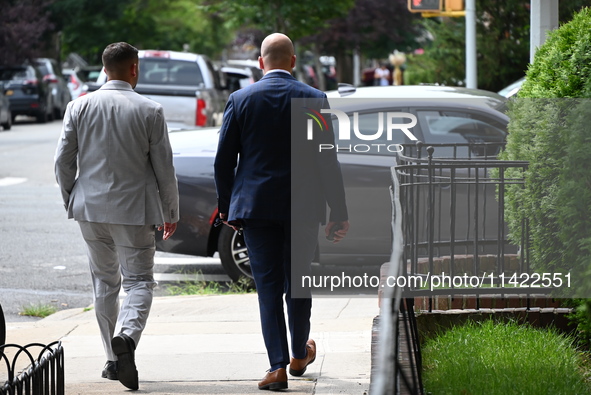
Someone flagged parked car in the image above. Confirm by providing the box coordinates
[78,65,102,82]
[35,58,71,119]
[225,59,263,82]
[94,50,228,129]
[62,69,85,100]
[155,85,510,283]
[0,84,11,130]
[0,64,52,123]
[221,65,255,93]
[498,77,525,98]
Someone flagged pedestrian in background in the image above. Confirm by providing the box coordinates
[54,42,179,391]
[374,63,391,86]
[214,32,349,391]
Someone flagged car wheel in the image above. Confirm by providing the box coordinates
[54,104,65,120]
[1,111,11,130]
[218,225,254,287]
[36,108,48,123]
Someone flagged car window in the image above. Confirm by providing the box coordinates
[139,59,204,86]
[35,62,49,76]
[416,109,507,157]
[0,68,26,81]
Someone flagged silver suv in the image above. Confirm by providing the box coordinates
[35,58,72,119]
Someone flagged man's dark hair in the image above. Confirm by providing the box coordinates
[102,42,138,74]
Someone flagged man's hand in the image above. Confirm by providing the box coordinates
[325,220,350,243]
[219,213,242,232]
[159,222,178,240]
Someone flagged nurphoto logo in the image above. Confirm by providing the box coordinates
[304,108,419,153]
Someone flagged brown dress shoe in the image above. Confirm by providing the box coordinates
[258,368,288,391]
[289,339,316,376]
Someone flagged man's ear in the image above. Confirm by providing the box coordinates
[258,56,264,71]
[290,55,296,70]
[130,63,138,77]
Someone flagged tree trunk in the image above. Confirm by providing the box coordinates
[336,50,353,85]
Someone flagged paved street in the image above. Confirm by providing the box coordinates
[0,118,229,322]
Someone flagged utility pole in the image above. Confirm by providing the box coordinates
[465,0,476,88]
[530,0,559,63]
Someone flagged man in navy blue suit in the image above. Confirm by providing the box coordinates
[214,33,349,391]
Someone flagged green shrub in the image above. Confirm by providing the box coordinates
[500,7,591,296]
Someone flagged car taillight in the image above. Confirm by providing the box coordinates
[43,74,58,84]
[209,208,219,226]
[144,50,170,58]
[196,98,207,126]
[69,75,80,90]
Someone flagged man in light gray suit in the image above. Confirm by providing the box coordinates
[54,42,179,391]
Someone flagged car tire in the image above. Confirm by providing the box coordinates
[36,109,48,123]
[218,225,254,287]
[54,104,66,120]
[1,111,11,130]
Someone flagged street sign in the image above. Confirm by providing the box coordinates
[408,0,442,13]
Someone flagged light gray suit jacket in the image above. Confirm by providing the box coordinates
[55,80,179,226]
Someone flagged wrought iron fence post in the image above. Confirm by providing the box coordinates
[0,303,5,355]
[0,341,65,394]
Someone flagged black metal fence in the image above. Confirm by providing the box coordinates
[370,169,422,395]
[0,302,64,395]
[0,304,5,352]
[396,143,541,299]
[371,143,544,395]
[0,341,64,395]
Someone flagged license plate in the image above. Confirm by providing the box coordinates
[5,90,13,96]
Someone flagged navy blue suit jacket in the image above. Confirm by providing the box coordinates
[214,71,347,224]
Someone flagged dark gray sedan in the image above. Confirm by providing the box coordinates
[156,85,509,283]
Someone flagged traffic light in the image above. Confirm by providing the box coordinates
[407,0,464,13]
[446,0,464,11]
[408,0,442,13]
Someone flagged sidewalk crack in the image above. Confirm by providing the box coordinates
[60,324,79,339]
[335,298,350,319]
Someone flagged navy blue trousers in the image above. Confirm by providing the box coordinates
[242,219,317,371]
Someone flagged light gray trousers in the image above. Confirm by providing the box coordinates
[78,221,157,361]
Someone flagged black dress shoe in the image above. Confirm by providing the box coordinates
[101,360,118,380]
[111,333,139,390]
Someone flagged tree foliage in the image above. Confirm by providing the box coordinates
[405,0,530,92]
[205,0,355,41]
[404,0,591,92]
[0,0,54,65]
[50,0,232,64]
[308,0,422,59]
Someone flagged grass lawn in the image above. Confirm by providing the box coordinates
[422,320,591,394]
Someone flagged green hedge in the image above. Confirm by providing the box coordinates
[500,7,591,295]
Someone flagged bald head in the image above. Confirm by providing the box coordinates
[259,33,296,73]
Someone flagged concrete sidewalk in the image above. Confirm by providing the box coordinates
[3,294,376,394]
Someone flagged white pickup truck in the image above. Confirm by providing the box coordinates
[94,50,228,129]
